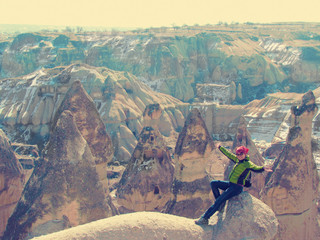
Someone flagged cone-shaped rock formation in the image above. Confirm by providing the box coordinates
[52,80,113,164]
[261,90,320,240]
[3,110,115,240]
[164,108,215,218]
[116,126,175,213]
[52,80,113,194]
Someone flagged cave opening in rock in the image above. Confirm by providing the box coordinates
[154,186,160,194]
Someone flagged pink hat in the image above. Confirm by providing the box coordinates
[236,146,249,155]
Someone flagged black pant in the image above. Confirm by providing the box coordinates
[203,180,243,219]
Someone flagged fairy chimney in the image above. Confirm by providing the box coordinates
[52,80,114,194]
[3,111,116,240]
[52,80,113,163]
[116,126,175,213]
[261,90,320,240]
[164,108,215,218]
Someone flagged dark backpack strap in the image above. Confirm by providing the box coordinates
[244,172,252,187]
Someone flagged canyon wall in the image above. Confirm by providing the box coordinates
[1,23,320,105]
[0,64,185,163]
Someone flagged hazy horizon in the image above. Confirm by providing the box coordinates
[2,0,320,29]
[1,21,318,34]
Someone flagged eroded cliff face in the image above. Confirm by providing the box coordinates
[261,90,320,240]
[1,25,320,239]
[243,93,299,144]
[0,129,25,238]
[142,103,182,140]
[2,24,320,104]
[0,64,186,163]
[1,62,320,169]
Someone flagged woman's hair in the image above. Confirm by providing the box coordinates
[236,146,249,155]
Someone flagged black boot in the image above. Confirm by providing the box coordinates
[195,216,208,225]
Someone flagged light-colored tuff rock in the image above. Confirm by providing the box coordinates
[243,93,299,144]
[174,108,215,182]
[3,63,319,169]
[164,108,215,218]
[142,103,179,139]
[212,104,245,141]
[0,64,186,163]
[3,111,116,240]
[261,90,320,240]
[116,126,175,213]
[32,192,278,240]
[259,38,301,66]
[243,92,306,164]
[212,191,278,240]
[0,130,25,238]
[32,212,213,240]
[177,103,245,143]
[51,80,114,194]
[196,83,235,104]
[2,26,316,105]
[52,80,113,165]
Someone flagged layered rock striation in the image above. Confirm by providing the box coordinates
[2,26,317,104]
[0,64,185,163]
[51,80,114,194]
[52,80,113,164]
[261,90,320,240]
[164,108,215,218]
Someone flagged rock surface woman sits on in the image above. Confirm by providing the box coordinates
[195,144,273,225]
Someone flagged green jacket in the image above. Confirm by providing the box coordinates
[219,146,264,185]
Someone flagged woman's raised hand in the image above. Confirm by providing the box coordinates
[264,165,273,172]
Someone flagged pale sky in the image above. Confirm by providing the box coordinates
[1,0,320,28]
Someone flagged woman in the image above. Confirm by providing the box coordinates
[195,144,272,225]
